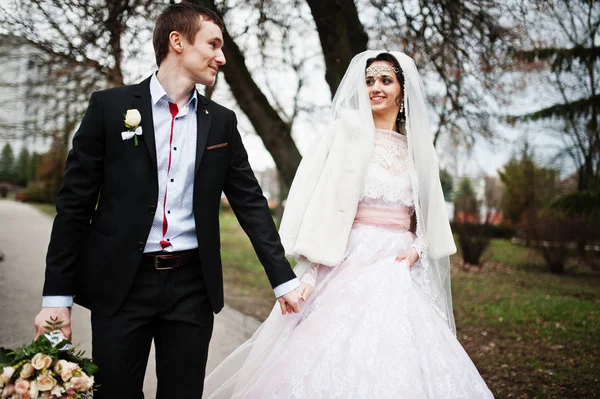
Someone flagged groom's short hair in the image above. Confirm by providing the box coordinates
[153,2,224,67]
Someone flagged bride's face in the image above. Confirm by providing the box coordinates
[366,61,402,115]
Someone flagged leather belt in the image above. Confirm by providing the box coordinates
[141,250,195,270]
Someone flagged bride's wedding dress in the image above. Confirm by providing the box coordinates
[204,129,493,398]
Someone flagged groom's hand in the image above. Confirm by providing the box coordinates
[34,307,72,340]
[277,286,303,315]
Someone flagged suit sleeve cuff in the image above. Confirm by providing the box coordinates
[42,296,74,308]
[273,278,300,298]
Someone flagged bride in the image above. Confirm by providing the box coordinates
[203,50,493,398]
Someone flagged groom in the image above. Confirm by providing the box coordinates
[34,3,302,398]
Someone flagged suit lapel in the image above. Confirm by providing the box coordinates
[132,76,157,170]
[195,93,211,174]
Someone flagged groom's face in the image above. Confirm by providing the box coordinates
[182,18,226,86]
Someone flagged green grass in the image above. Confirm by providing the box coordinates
[219,210,280,320]
[219,212,600,398]
[484,238,545,267]
[446,238,600,398]
[15,204,599,396]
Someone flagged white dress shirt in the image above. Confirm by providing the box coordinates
[144,73,199,253]
[43,74,298,308]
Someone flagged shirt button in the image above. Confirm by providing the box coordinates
[170,178,174,182]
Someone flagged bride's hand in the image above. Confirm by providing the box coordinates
[299,281,314,302]
[395,247,419,269]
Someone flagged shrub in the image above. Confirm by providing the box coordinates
[453,222,494,267]
[452,222,515,239]
[518,211,590,274]
[15,186,50,203]
[0,182,11,198]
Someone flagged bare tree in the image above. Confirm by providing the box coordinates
[305,0,369,96]
[363,0,516,147]
[510,0,600,192]
[0,0,161,144]
[1,0,521,199]
[191,0,307,191]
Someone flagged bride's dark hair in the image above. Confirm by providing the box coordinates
[366,53,406,134]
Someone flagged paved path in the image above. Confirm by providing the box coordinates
[0,200,260,398]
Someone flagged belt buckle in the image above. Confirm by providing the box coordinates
[154,255,179,271]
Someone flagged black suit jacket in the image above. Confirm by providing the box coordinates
[43,76,296,317]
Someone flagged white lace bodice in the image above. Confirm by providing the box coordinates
[359,129,414,208]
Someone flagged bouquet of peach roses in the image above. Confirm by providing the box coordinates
[0,318,97,399]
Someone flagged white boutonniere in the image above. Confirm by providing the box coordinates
[122,109,142,147]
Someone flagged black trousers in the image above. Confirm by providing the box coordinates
[91,252,213,399]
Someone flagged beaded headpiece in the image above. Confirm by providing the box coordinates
[365,65,401,78]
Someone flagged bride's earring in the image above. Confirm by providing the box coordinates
[399,101,404,114]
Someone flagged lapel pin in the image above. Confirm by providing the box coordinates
[204,109,209,114]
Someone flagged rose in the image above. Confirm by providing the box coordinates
[14,378,30,395]
[122,109,143,147]
[69,376,85,392]
[39,392,50,399]
[31,354,53,371]
[0,368,13,389]
[52,360,65,374]
[29,380,39,399]
[124,109,142,128]
[20,364,35,379]
[36,374,56,392]
[82,374,95,391]
[1,384,15,399]
[53,360,78,382]
[50,383,63,398]
[71,372,94,392]
[1,367,15,381]
[69,372,93,392]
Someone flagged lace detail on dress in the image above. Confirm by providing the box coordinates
[300,263,319,287]
[360,130,414,208]
[411,236,428,262]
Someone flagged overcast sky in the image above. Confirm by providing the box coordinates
[0,0,571,182]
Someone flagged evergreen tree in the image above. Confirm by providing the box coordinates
[16,147,30,185]
[453,177,480,222]
[28,151,40,182]
[0,143,16,182]
[499,145,559,224]
[439,168,454,202]
[512,0,599,192]
[453,177,492,267]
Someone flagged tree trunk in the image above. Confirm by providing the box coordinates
[191,0,302,191]
[105,0,127,87]
[305,0,369,97]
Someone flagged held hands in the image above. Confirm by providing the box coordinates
[276,282,315,315]
[277,286,305,315]
[34,307,72,340]
[395,247,419,270]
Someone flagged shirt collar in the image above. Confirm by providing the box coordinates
[150,72,198,111]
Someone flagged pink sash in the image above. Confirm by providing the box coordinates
[353,205,412,230]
